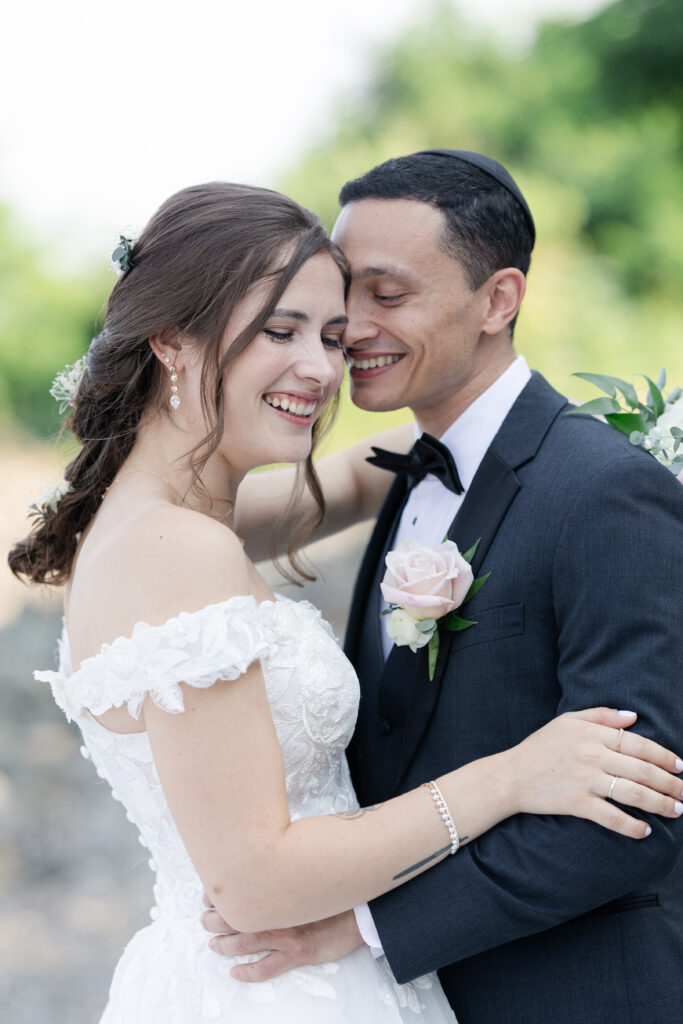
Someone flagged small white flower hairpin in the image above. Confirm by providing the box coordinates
[27,479,74,525]
[49,356,88,415]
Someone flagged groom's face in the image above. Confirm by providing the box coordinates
[332,198,493,435]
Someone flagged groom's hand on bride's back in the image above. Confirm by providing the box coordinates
[201,893,364,981]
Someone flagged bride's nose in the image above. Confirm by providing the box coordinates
[294,337,343,389]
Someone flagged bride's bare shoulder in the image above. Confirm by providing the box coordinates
[69,505,250,653]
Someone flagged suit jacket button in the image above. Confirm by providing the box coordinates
[379,718,392,735]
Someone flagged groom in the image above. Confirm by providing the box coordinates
[207,150,683,1023]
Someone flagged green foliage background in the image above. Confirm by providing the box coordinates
[1,0,681,448]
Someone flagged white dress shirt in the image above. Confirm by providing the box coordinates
[355,355,532,954]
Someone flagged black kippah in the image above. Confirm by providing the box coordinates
[415,148,535,246]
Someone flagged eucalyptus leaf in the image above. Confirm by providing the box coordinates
[567,397,621,417]
[636,402,657,428]
[573,372,639,408]
[629,431,645,445]
[444,616,477,632]
[666,387,681,404]
[572,372,618,398]
[642,376,665,418]
[656,368,667,390]
[415,618,437,633]
[604,411,647,436]
[670,427,683,438]
[615,383,640,408]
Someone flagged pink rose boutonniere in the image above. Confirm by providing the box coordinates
[380,537,491,680]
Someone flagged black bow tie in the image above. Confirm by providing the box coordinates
[367,432,464,495]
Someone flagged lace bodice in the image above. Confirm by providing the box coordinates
[36,596,361,926]
[35,595,452,1022]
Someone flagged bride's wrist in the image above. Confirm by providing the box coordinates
[487,748,523,819]
[436,751,521,849]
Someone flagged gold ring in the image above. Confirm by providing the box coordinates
[608,776,618,801]
[616,728,624,753]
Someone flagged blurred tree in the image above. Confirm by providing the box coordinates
[282,0,683,400]
[2,0,681,438]
[0,204,108,435]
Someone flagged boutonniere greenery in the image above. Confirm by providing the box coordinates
[380,537,490,681]
[568,369,683,476]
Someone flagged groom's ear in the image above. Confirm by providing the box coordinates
[480,268,526,336]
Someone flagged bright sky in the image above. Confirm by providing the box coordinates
[1,0,607,267]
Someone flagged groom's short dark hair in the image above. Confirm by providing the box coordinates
[339,152,534,291]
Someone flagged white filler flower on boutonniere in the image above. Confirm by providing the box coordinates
[381,537,491,680]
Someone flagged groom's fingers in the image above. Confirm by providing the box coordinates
[229,951,294,983]
[201,907,235,934]
[209,929,275,958]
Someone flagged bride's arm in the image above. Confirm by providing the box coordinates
[143,527,683,934]
[235,423,413,561]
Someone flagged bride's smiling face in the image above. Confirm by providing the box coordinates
[187,251,347,473]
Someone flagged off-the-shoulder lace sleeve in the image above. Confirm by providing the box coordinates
[34,595,277,722]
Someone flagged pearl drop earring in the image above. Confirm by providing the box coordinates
[169,365,180,410]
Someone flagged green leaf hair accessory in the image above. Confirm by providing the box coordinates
[568,368,683,475]
[111,234,137,274]
[49,355,88,414]
[27,480,74,525]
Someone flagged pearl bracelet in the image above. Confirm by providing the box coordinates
[423,780,460,855]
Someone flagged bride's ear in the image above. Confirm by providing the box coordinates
[149,331,185,371]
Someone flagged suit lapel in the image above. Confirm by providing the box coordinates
[344,475,407,670]
[393,373,569,789]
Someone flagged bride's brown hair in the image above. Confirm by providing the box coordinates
[9,182,349,587]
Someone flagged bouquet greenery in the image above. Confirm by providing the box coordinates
[569,370,683,476]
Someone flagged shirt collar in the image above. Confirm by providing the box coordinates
[418,355,531,491]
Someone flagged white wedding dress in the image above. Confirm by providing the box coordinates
[36,594,456,1023]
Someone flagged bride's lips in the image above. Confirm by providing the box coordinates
[346,353,405,378]
[263,391,320,426]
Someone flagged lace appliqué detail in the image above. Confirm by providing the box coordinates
[34,596,277,722]
[35,596,454,1022]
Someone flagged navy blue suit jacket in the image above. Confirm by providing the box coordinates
[345,372,683,1024]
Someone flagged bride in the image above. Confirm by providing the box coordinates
[10,183,683,1023]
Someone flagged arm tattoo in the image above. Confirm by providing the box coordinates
[332,803,385,820]
[392,845,451,881]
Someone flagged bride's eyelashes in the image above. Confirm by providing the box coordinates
[264,329,293,342]
[263,328,344,349]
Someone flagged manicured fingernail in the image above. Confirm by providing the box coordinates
[675,802,683,816]
[644,826,652,836]
[675,758,683,772]
[618,710,636,717]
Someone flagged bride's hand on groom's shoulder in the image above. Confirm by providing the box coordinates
[201,893,364,981]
